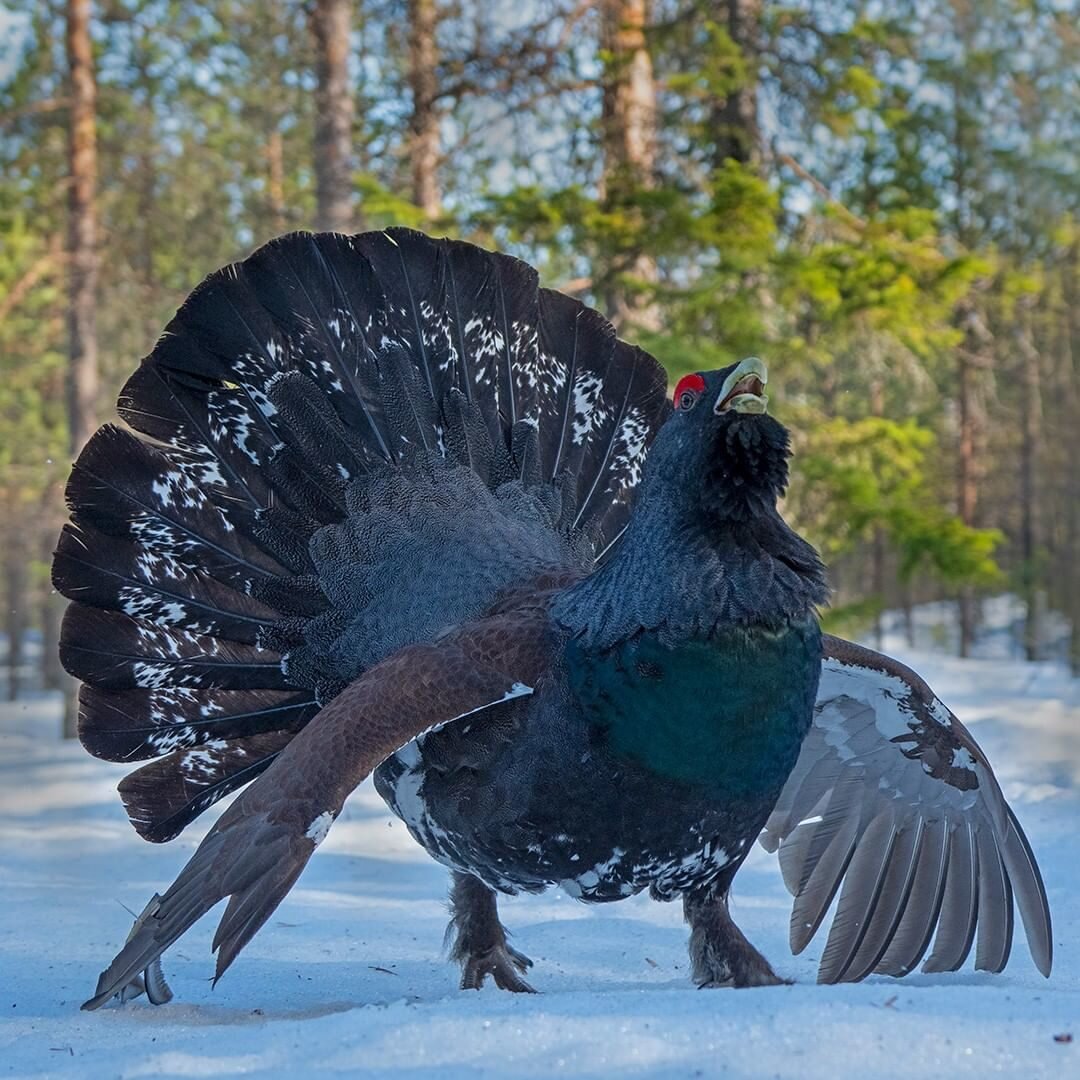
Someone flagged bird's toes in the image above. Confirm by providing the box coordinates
[505,943,534,972]
[698,971,792,989]
[460,946,537,993]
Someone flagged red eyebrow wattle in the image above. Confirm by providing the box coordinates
[673,374,706,403]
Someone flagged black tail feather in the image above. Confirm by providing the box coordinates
[55,228,670,840]
[117,730,298,842]
[78,685,319,763]
[60,604,289,692]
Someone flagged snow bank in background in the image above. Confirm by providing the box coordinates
[1,617,1077,1078]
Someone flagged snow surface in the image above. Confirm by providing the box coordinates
[1,623,1077,1079]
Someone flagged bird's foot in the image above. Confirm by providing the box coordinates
[684,883,788,989]
[448,872,536,993]
[460,942,536,993]
[692,932,790,988]
[697,958,791,989]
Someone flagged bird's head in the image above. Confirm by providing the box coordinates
[645,356,790,525]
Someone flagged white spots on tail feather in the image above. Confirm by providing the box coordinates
[570,373,604,446]
[179,739,229,779]
[148,726,195,755]
[610,406,650,491]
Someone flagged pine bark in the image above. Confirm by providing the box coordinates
[1063,243,1080,674]
[311,0,355,233]
[955,300,989,656]
[407,0,441,219]
[64,0,99,736]
[65,0,99,460]
[266,128,287,234]
[870,377,886,650]
[599,0,658,331]
[1016,298,1042,661]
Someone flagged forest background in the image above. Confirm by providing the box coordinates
[1,0,1078,735]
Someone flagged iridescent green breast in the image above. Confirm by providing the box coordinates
[565,620,822,798]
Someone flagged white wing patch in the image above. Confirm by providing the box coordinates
[305,811,335,847]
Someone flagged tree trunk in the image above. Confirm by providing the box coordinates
[1016,298,1042,661]
[4,539,26,703]
[599,0,658,331]
[65,0,98,460]
[870,376,886,649]
[64,0,98,736]
[901,580,916,649]
[42,581,65,692]
[1063,244,1080,675]
[310,0,354,233]
[955,299,989,656]
[407,0,441,220]
[712,0,762,169]
[266,127,287,234]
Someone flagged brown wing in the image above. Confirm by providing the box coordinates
[82,610,554,1010]
[761,635,1052,985]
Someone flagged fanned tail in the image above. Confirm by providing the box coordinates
[54,228,670,841]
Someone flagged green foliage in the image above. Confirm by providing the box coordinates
[3,0,1078,656]
[790,416,1002,586]
[0,203,67,513]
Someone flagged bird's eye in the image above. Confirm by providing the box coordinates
[673,374,706,412]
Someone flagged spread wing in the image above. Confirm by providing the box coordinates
[761,635,1052,985]
[82,609,554,1010]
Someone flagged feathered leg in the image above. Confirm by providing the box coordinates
[447,872,535,993]
[683,883,788,988]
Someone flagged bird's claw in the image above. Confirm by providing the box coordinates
[460,943,536,993]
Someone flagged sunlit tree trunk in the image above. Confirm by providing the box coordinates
[954,300,989,657]
[1063,243,1080,674]
[266,128,287,234]
[870,376,886,649]
[66,0,98,459]
[64,0,99,736]
[1016,297,1042,661]
[311,0,355,232]
[407,0,441,219]
[599,0,658,331]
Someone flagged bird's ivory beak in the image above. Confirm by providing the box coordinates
[715,357,768,414]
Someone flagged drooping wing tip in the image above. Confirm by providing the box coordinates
[772,640,1055,985]
[1003,805,1053,977]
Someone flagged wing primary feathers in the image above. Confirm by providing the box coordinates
[788,805,860,955]
[840,820,925,983]
[1000,806,1052,977]
[974,826,1013,973]
[817,809,898,984]
[874,817,950,977]
[923,822,980,974]
[773,642,1053,983]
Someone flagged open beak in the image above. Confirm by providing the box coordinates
[715,356,768,415]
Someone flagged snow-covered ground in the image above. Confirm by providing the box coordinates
[1,625,1077,1079]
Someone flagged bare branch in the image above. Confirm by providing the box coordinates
[776,152,867,231]
[0,238,64,324]
[0,97,71,128]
